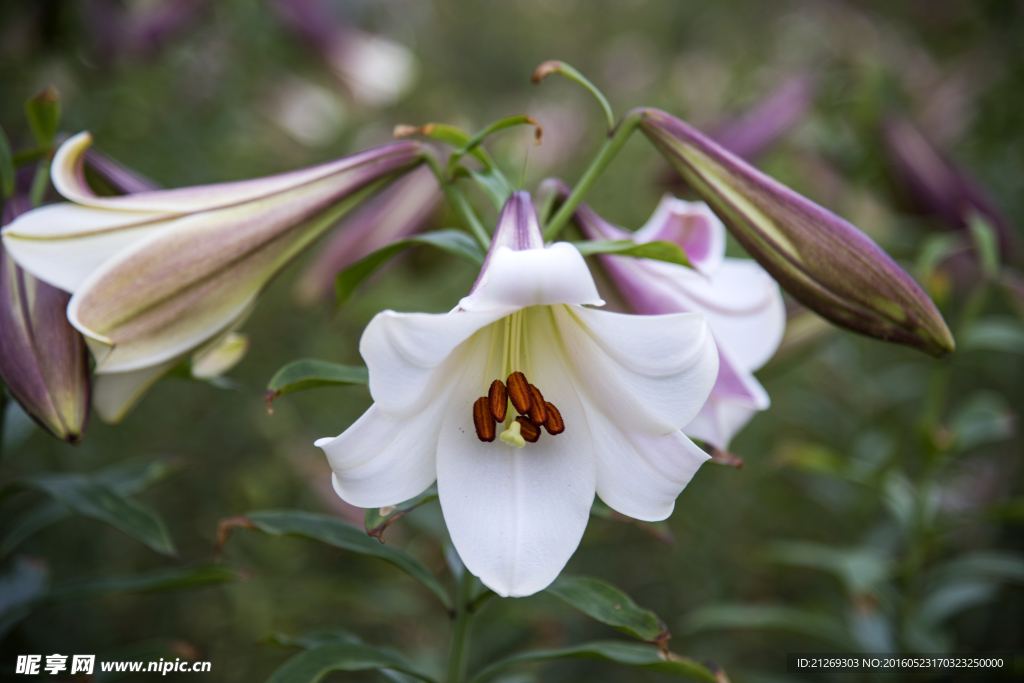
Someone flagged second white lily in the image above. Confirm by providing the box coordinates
[317,191,719,597]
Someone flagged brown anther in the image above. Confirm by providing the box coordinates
[488,380,507,422]
[527,385,547,426]
[506,372,533,414]
[515,416,541,443]
[473,397,496,442]
[542,401,565,435]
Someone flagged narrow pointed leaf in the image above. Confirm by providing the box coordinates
[265,630,420,683]
[45,564,242,602]
[1,457,181,557]
[467,641,718,683]
[222,510,452,610]
[683,604,854,650]
[365,484,439,542]
[266,642,438,683]
[572,239,693,268]
[468,168,514,210]
[334,229,485,309]
[266,359,368,413]
[25,87,61,147]
[546,575,669,645]
[18,474,176,556]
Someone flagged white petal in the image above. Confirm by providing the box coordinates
[459,243,604,313]
[316,401,444,508]
[51,131,418,214]
[437,311,596,597]
[588,412,710,521]
[1,203,173,292]
[550,305,719,436]
[359,308,508,418]
[92,358,180,424]
[634,195,726,275]
[683,344,770,448]
[674,259,786,370]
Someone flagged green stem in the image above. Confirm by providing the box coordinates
[532,61,615,133]
[446,570,477,683]
[542,111,642,242]
[425,154,490,250]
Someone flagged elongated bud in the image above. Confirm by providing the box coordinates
[0,241,90,443]
[636,107,955,357]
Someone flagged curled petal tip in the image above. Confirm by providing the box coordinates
[637,107,955,358]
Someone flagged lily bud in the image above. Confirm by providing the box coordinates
[0,202,90,443]
[881,116,1016,259]
[295,164,440,303]
[636,108,955,357]
[3,132,423,421]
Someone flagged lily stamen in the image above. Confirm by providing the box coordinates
[472,371,565,444]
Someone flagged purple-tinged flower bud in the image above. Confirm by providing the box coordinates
[710,74,816,161]
[295,165,440,304]
[881,116,1016,259]
[636,107,955,357]
[0,200,90,444]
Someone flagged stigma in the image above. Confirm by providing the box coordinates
[472,371,565,446]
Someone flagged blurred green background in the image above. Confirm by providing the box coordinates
[1,0,1022,681]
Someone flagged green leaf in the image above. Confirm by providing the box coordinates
[683,604,853,651]
[0,124,14,198]
[468,168,514,211]
[266,643,438,683]
[950,391,1015,451]
[546,575,669,645]
[0,557,50,639]
[222,510,452,611]
[265,359,368,412]
[365,484,439,542]
[264,629,417,683]
[1,457,181,557]
[25,86,61,147]
[571,240,693,268]
[19,474,176,556]
[961,316,1024,354]
[968,214,1000,279]
[764,542,891,597]
[334,229,485,310]
[45,564,242,602]
[467,641,718,683]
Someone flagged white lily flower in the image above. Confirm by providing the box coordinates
[316,191,719,597]
[576,193,786,449]
[2,131,422,422]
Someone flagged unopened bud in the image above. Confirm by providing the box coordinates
[636,108,954,357]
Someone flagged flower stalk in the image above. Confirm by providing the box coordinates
[447,571,477,683]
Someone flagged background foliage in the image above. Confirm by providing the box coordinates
[1,0,1022,680]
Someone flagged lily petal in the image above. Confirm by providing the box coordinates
[50,131,421,214]
[437,313,595,597]
[360,308,509,418]
[1,203,174,292]
[69,166,405,372]
[459,243,604,313]
[550,305,719,436]
[633,194,726,275]
[317,401,444,508]
[683,344,770,448]
[92,358,180,424]
[589,418,709,522]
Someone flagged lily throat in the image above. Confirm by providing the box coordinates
[472,371,565,446]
